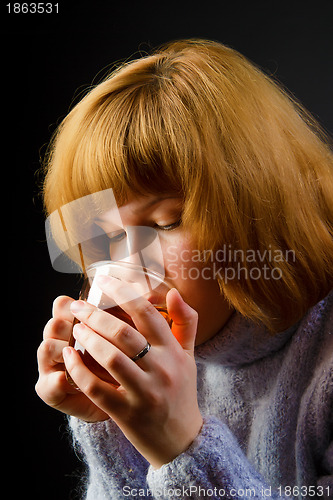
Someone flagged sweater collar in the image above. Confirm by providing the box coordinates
[194,312,299,367]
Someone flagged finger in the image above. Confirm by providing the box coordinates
[166,288,198,353]
[37,338,68,374]
[63,346,128,415]
[35,369,68,407]
[52,295,75,322]
[70,300,148,359]
[72,322,148,392]
[96,275,173,346]
[43,317,72,341]
[35,368,80,407]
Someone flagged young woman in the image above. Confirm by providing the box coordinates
[36,39,333,499]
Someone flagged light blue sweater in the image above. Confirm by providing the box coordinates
[69,292,332,499]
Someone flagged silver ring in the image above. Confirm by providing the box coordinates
[131,342,151,362]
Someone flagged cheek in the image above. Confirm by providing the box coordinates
[162,236,211,287]
[173,269,231,343]
[161,238,233,341]
[162,236,191,283]
[162,236,208,288]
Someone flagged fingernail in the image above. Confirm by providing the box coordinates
[63,346,72,359]
[170,288,182,300]
[73,322,85,338]
[70,300,86,313]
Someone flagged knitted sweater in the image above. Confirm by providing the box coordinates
[69,292,333,499]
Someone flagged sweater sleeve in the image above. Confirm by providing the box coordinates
[147,416,289,499]
[69,416,332,500]
[68,416,149,499]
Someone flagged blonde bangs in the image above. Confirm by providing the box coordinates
[44,83,180,213]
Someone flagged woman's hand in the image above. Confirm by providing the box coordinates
[62,277,203,468]
[35,295,110,422]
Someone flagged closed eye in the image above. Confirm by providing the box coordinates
[98,220,182,243]
[107,229,127,243]
[155,220,182,231]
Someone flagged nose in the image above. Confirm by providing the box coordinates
[110,226,165,276]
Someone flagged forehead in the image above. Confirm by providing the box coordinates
[95,194,183,224]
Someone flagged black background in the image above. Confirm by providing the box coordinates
[4,1,333,498]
